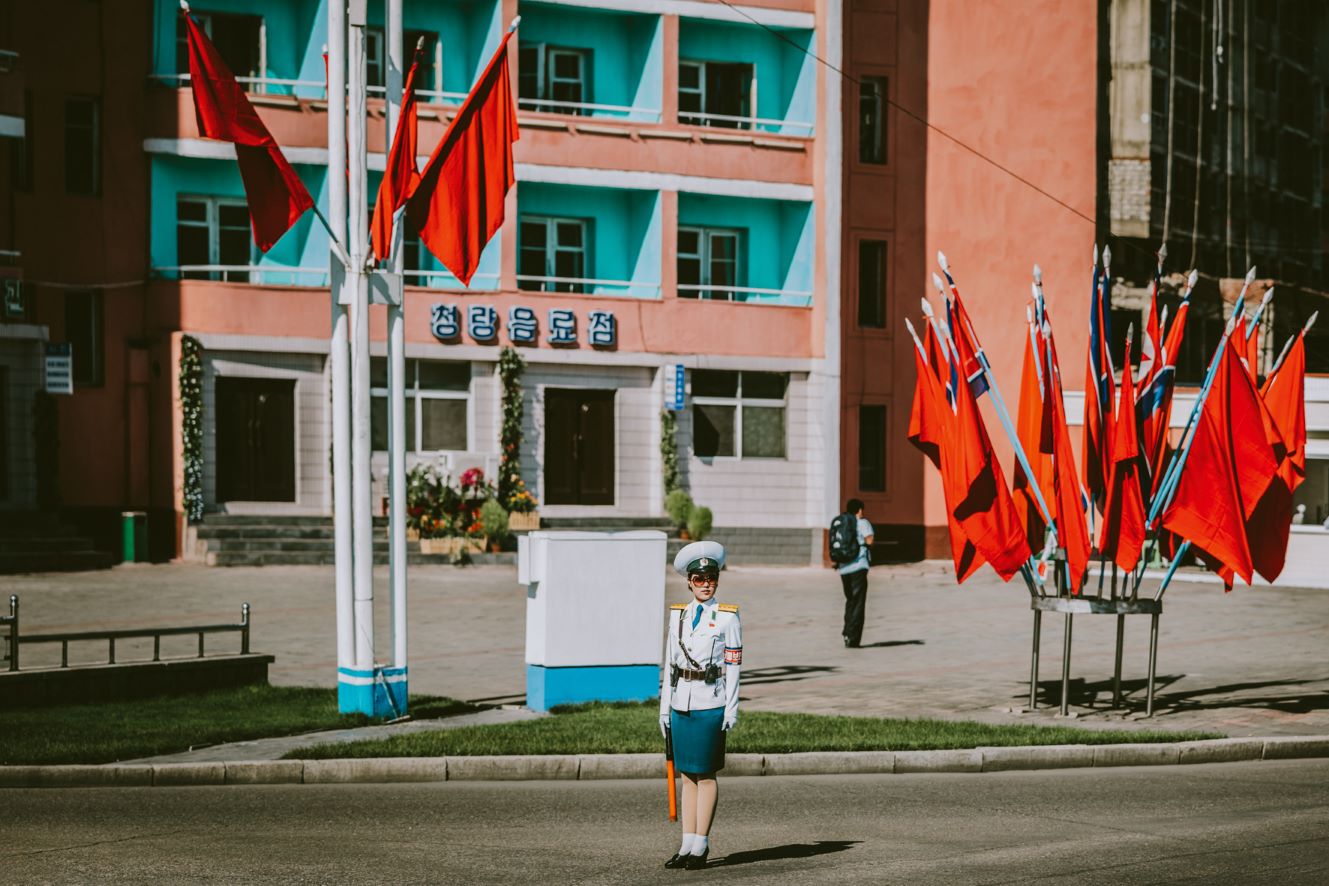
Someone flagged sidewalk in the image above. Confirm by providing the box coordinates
[7,560,1328,738]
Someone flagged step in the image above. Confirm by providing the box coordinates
[208,551,484,567]
[0,550,116,575]
[196,514,384,527]
[206,539,395,553]
[537,517,674,530]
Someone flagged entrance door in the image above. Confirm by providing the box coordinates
[544,389,614,505]
[215,377,296,502]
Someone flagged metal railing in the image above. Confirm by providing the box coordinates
[517,97,662,122]
[156,265,331,287]
[153,73,326,98]
[368,84,469,105]
[678,283,813,307]
[402,269,501,289]
[516,275,661,298]
[679,111,814,137]
[3,595,251,672]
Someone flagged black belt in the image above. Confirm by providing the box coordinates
[675,667,709,681]
[673,665,720,683]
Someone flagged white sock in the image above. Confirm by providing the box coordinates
[680,833,697,855]
[694,835,709,855]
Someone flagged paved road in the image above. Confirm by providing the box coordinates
[3,761,1326,884]
[8,561,1329,735]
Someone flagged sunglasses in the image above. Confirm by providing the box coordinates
[689,575,718,585]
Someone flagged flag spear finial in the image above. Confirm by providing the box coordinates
[919,297,936,319]
[1157,242,1167,265]
[415,35,426,51]
[508,16,522,32]
[1102,244,1112,268]
[1245,266,1257,284]
[1307,311,1319,333]
[930,272,945,295]
[180,0,190,11]
[1125,322,1134,342]
[1260,286,1274,307]
[1186,269,1198,291]
[1033,263,1042,284]
[1093,243,1099,267]
[936,251,950,274]
[1225,309,1239,335]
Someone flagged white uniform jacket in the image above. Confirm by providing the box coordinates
[659,598,742,725]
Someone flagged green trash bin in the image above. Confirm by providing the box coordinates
[121,511,148,563]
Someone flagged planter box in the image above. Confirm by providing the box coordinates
[509,511,540,532]
[419,537,483,556]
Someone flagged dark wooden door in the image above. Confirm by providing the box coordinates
[216,377,296,502]
[544,389,615,505]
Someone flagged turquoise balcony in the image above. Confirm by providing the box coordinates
[515,2,663,122]
[516,182,662,298]
[676,193,813,307]
[678,18,815,136]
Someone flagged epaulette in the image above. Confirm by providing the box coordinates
[670,603,687,610]
[717,603,739,613]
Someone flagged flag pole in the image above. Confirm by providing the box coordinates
[928,268,1057,536]
[1266,311,1318,385]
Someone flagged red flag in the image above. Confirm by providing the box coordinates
[1162,342,1289,585]
[371,50,423,263]
[944,352,1031,582]
[1012,316,1056,547]
[1243,317,1262,378]
[1045,328,1092,591]
[183,12,313,252]
[1098,335,1147,572]
[1261,333,1307,492]
[406,31,519,286]
[908,342,984,582]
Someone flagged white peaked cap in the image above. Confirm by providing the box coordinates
[673,540,726,577]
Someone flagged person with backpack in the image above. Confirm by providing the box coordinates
[830,499,874,648]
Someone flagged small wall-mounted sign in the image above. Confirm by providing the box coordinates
[664,363,685,411]
[45,343,73,395]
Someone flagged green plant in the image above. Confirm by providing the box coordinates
[179,336,204,521]
[480,498,509,543]
[686,504,713,541]
[660,410,680,495]
[665,489,694,528]
[497,347,531,511]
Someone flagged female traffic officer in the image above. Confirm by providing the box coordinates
[660,540,742,871]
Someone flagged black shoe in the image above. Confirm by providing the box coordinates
[685,848,709,870]
[664,852,689,869]
[844,636,859,648]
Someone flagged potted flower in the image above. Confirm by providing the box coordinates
[480,499,509,553]
[507,477,540,532]
[666,489,694,539]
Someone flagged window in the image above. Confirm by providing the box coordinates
[64,96,100,195]
[518,216,590,293]
[177,196,254,281]
[65,291,104,388]
[858,240,887,328]
[365,30,438,92]
[691,370,788,459]
[10,90,32,192]
[518,44,591,114]
[678,227,744,300]
[858,405,886,492]
[176,12,261,84]
[679,60,754,129]
[858,76,887,164]
[370,359,469,452]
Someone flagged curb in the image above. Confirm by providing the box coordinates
[1,736,1325,789]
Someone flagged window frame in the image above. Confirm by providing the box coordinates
[690,369,789,461]
[176,11,265,91]
[370,359,472,453]
[857,75,888,166]
[176,195,256,282]
[518,43,592,114]
[678,59,755,130]
[857,403,887,493]
[517,215,591,293]
[678,226,746,301]
[856,238,888,329]
[64,95,101,196]
[65,290,105,388]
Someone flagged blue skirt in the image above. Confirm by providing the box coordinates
[670,707,726,775]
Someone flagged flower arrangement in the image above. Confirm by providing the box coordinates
[498,347,536,513]
[406,463,495,539]
[507,477,538,514]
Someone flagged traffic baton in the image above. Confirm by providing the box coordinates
[664,725,677,822]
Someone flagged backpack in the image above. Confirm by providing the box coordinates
[829,513,860,565]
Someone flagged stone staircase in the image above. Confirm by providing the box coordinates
[186,514,476,567]
[538,517,820,567]
[0,512,115,575]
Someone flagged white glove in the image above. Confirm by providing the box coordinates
[722,715,737,732]
[660,713,671,738]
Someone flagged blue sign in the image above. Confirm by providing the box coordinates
[429,304,617,348]
[509,306,539,343]
[468,305,499,341]
[588,310,616,348]
[665,363,685,411]
[430,304,460,340]
[548,309,577,344]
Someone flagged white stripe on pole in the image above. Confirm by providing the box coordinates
[386,0,408,677]
[329,0,353,676]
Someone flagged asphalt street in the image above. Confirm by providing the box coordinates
[3,760,1327,884]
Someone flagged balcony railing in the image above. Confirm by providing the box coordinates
[679,111,814,137]
[157,265,331,287]
[153,72,327,98]
[678,284,812,307]
[402,270,501,289]
[517,97,662,123]
[517,275,660,298]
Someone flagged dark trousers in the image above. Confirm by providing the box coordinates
[840,568,868,645]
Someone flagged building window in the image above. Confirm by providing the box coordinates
[177,196,254,282]
[10,90,33,192]
[65,290,104,388]
[518,44,592,114]
[366,29,438,92]
[858,240,887,328]
[858,76,886,165]
[858,405,886,492]
[370,359,469,452]
[678,227,744,300]
[679,60,754,129]
[64,96,100,196]
[518,216,589,293]
[176,12,262,84]
[691,370,788,459]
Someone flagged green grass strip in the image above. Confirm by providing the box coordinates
[291,701,1222,759]
[1,686,472,766]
